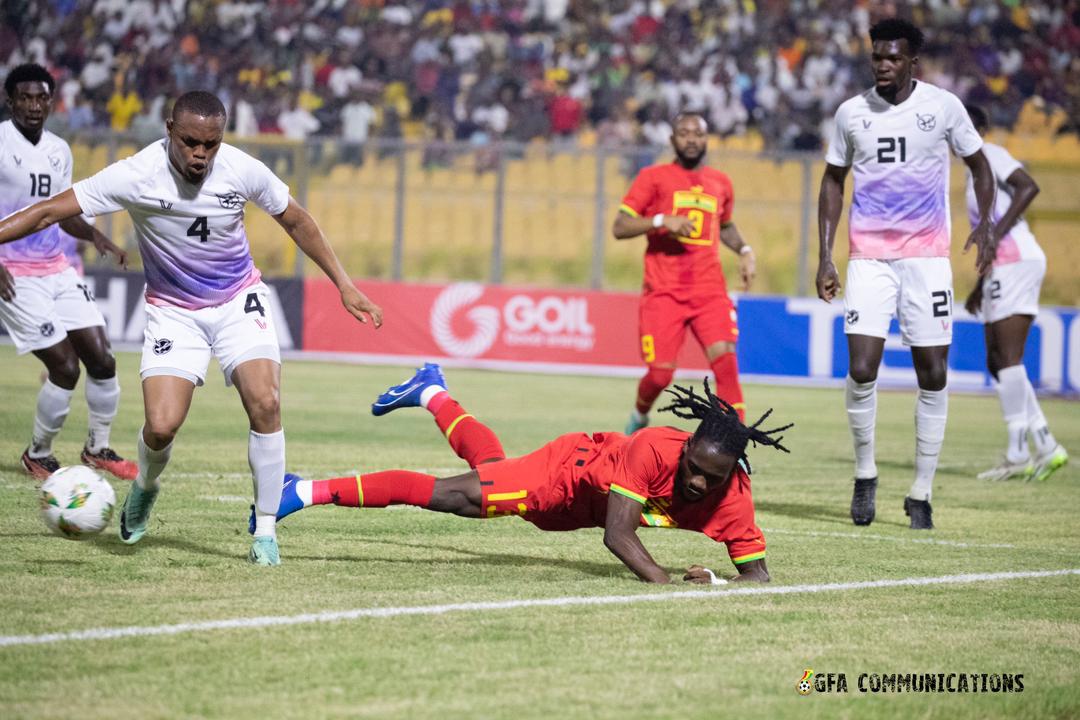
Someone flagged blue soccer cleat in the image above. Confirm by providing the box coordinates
[249,472,306,534]
[371,363,447,417]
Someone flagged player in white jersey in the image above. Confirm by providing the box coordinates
[815,19,997,530]
[0,91,383,566]
[961,106,1068,483]
[0,63,136,481]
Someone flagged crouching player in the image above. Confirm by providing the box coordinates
[255,364,792,583]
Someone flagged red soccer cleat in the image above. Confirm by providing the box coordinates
[21,448,60,480]
[81,447,138,481]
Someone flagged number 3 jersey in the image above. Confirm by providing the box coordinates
[826,81,982,260]
[619,162,734,296]
[73,140,290,309]
[0,120,74,276]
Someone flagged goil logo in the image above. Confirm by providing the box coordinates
[797,669,814,695]
[430,283,500,358]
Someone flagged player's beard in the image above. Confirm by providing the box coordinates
[675,147,705,168]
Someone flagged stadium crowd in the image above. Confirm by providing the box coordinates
[1,0,1078,153]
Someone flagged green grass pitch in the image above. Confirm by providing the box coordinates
[0,344,1077,719]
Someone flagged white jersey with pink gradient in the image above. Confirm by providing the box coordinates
[0,120,73,276]
[965,142,1043,267]
[826,81,983,260]
[73,140,289,310]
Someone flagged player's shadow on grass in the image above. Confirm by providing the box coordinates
[98,533,238,559]
[290,538,627,579]
[755,500,910,528]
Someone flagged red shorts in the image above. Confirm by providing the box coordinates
[638,290,738,366]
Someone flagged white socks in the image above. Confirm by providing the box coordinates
[84,375,120,453]
[249,429,285,538]
[30,380,74,458]
[845,376,878,479]
[136,428,172,491]
[911,387,948,502]
[1024,378,1058,457]
[419,384,447,409]
[995,365,1030,463]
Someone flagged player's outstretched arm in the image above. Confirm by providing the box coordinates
[719,223,755,291]
[603,492,670,583]
[0,188,84,248]
[274,197,383,328]
[815,164,848,302]
[962,150,996,276]
[58,215,128,268]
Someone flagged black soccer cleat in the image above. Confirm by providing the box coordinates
[904,496,934,530]
[850,477,877,526]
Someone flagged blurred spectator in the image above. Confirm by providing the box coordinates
[341,91,376,165]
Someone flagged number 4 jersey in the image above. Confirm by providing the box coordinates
[826,81,982,260]
[73,139,290,309]
[0,120,74,276]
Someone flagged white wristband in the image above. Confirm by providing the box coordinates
[702,568,727,585]
[652,213,664,228]
[739,245,753,255]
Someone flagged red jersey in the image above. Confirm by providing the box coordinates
[619,162,735,296]
[477,426,767,565]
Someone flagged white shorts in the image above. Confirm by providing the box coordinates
[140,282,281,387]
[844,257,953,347]
[0,267,105,354]
[981,258,1045,324]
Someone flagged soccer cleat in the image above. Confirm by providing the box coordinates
[850,477,877,526]
[249,535,281,566]
[21,448,60,480]
[81,446,138,481]
[624,412,649,435]
[248,473,305,534]
[904,496,934,530]
[118,483,160,544]
[371,363,447,417]
[1028,445,1068,483]
[976,456,1032,482]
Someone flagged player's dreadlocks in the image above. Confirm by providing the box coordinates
[659,379,792,473]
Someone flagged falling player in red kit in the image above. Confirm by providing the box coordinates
[253,363,792,584]
[614,112,756,434]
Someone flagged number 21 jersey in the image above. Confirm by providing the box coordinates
[826,81,982,260]
[73,140,290,309]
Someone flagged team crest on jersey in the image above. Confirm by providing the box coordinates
[916,113,936,131]
[13,154,22,167]
[49,155,62,171]
[39,322,55,337]
[217,192,244,209]
[152,338,173,355]
[846,310,859,325]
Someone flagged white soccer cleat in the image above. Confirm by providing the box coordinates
[976,457,1032,482]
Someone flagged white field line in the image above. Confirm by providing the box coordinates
[1,569,1076,649]
[762,527,1017,549]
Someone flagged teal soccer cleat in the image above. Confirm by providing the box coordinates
[249,535,281,566]
[118,483,159,545]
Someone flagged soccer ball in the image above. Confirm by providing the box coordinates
[40,466,116,540]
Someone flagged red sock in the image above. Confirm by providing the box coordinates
[433,399,505,467]
[635,366,674,414]
[311,471,436,508]
[426,390,450,415]
[710,352,745,421]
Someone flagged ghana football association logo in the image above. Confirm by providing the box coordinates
[430,283,500,358]
[797,669,814,695]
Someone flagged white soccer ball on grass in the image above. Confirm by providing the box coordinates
[40,466,116,540]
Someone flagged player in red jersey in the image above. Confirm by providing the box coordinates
[253,363,791,583]
[614,112,756,433]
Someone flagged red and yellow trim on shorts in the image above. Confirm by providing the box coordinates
[352,475,364,507]
[443,413,474,440]
[731,550,766,565]
[610,483,646,505]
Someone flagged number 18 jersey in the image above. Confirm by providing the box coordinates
[73,140,290,310]
[826,81,982,260]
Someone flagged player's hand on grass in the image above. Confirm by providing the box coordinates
[965,220,996,276]
[964,279,983,316]
[738,248,756,291]
[815,260,841,302]
[683,565,727,585]
[662,215,696,237]
[0,263,14,301]
[340,284,383,328]
[92,234,128,269]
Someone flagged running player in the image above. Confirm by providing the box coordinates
[0,90,383,565]
[962,105,1068,483]
[257,364,791,584]
[0,63,135,480]
[816,19,996,529]
[614,112,756,433]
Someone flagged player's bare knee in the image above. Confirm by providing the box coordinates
[83,353,116,380]
[246,393,280,430]
[848,361,878,384]
[916,365,948,391]
[47,355,81,389]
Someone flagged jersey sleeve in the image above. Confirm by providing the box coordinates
[609,433,664,505]
[619,167,657,218]
[702,471,767,566]
[943,92,983,158]
[987,144,1024,185]
[71,157,142,217]
[243,156,291,216]
[58,143,74,193]
[824,103,854,167]
[719,172,734,225]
